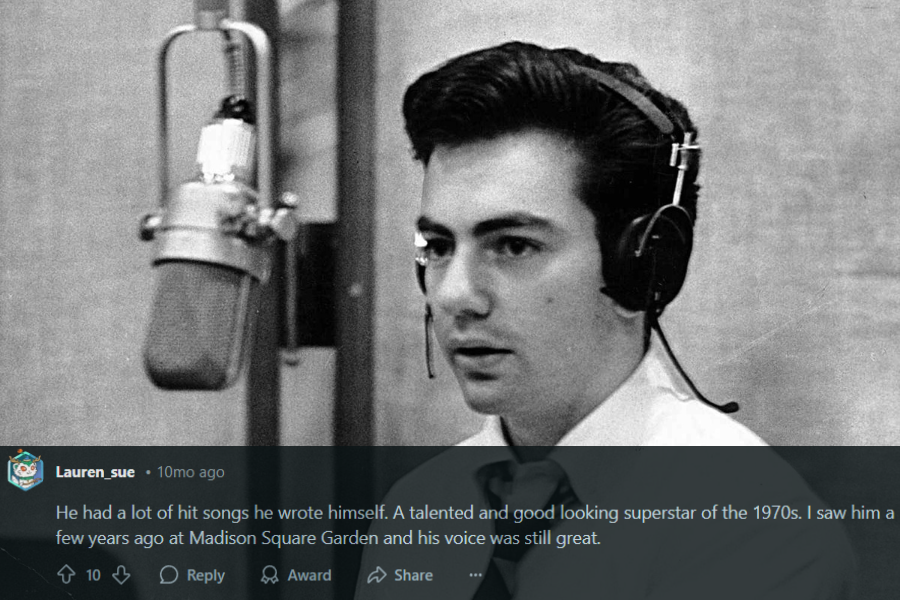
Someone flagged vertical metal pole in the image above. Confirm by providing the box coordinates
[242,0,282,447]
[335,1,377,598]
[335,0,376,447]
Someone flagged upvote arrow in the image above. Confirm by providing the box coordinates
[112,565,131,585]
[57,564,76,584]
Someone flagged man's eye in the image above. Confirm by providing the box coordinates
[423,239,453,262]
[495,237,539,258]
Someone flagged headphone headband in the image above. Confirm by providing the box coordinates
[581,68,676,136]
[578,67,699,207]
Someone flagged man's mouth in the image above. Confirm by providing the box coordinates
[455,347,509,357]
[450,345,513,371]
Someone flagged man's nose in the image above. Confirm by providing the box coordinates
[431,249,491,318]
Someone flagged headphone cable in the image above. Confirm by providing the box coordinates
[649,313,739,414]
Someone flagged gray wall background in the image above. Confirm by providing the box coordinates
[1,0,897,445]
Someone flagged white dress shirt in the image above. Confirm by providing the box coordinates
[355,336,855,599]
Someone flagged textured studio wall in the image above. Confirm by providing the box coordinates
[372,0,900,445]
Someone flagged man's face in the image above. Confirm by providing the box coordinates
[418,130,632,426]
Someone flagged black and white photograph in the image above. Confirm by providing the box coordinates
[1,0,897,447]
[1,0,898,598]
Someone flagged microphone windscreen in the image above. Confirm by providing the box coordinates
[143,261,258,390]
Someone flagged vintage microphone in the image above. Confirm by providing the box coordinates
[140,1,297,390]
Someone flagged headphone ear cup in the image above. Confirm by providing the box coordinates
[603,205,693,312]
[603,214,653,312]
[648,205,693,308]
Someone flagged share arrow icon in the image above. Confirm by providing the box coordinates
[113,565,131,585]
[367,566,387,584]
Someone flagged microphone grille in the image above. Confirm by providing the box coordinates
[144,261,258,390]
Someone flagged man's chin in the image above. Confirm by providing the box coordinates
[458,379,513,416]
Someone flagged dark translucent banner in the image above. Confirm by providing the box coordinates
[1,447,897,599]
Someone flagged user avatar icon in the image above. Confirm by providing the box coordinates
[261,565,278,584]
[8,451,43,491]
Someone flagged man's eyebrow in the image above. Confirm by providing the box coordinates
[416,216,451,236]
[416,213,554,237]
[472,213,554,237]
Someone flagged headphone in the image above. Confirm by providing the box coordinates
[413,67,737,413]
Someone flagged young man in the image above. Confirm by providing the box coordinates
[409,41,758,447]
[355,43,855,599]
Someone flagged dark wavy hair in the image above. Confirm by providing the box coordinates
[403,41,701,260]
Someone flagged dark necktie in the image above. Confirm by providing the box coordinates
[472,459,579,599]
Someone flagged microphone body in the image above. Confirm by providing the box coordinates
[144,184,270,390]
[143,105,270,390]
